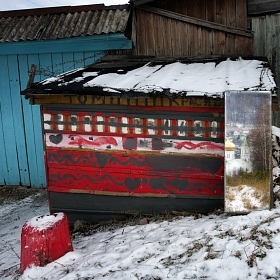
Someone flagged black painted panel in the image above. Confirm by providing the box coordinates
[48,191,224,224]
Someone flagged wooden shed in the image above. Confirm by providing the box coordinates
[22,56,277,223]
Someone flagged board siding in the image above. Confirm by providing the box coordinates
[8,55,30,185]
[252,14,280,125]
[43,105,224,219]
[0,55,21,185]
[132,0,253,57]
[0,35,132,187]
[48,192,224,224]
[47,149,224,196]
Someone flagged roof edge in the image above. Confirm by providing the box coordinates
[0,4,130,18]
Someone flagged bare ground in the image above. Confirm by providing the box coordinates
[0,186,47,205]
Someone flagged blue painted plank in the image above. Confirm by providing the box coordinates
[7,55,30,186]
[51,53,64,76]
[0,55,20,185]
[38,53,53,82]
[0,34,132,55]
[18,54,46,187]
[83,51,106,66]
[39,53,55,80]
[73,52,86,69]
[0,100,7,185]
[62,53,75,73]
[93,50,106,63]
[28,54,46,187]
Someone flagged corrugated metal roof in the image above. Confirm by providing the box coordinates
[0,4,130,42]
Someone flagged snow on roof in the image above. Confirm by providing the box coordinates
[83,59,276,96]
[28,57,277,98]
[272,126,280,138]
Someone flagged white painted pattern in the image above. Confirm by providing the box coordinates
[71,115,77,131]
[43,114,51,130]
[84,115,91,132]
[57,114,64,130]
[122,117,128,134]
[97,116,104,132]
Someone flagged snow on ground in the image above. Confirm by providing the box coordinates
[2,127,280,280]
[0,189,48,279]
[0,184,280,280]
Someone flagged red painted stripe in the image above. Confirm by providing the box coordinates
[46,149,224,176]
[205,121,210,138]
[188,120,194,137]
[219,121,224,139]
[171,119,177,136]
[47,167,223,196]
[127,117,133,135]
[117,117,122,134]
[51,113,57,131]
[127,106,224,113]
[157,119,163,136]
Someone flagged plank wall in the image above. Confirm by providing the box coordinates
[132,0,253,57]
[0,35,131,187]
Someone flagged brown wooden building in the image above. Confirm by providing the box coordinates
[129,0,253,58]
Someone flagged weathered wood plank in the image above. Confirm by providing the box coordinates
[145,12,156,56]
[248,0,280,15]
[132,0,155,5]
[236,0,247,29]
[227,0,237,28]
[153,13,165,57]
[33,95,225,110]
[206,0,217,23]
[138,5,252,37]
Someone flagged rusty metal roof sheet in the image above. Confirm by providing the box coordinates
[0,4,130,42]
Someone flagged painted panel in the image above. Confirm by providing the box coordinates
[0,93,7,185]
[48,192,224,224]
[44,107,224,198]
[46,149,224,196]
[18,54,45,187]
[7,55,30,185]
[0,55,20,185]
[42,110,224,142]
[45,134,224,155]
[225,91,272,213]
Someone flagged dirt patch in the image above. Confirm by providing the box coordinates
[0,186,47,205]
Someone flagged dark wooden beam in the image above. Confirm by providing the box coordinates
[138,5,253,37]
[131,0,156,6]
[248,0,280,16]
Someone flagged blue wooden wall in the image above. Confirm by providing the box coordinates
[0,34,132,187]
